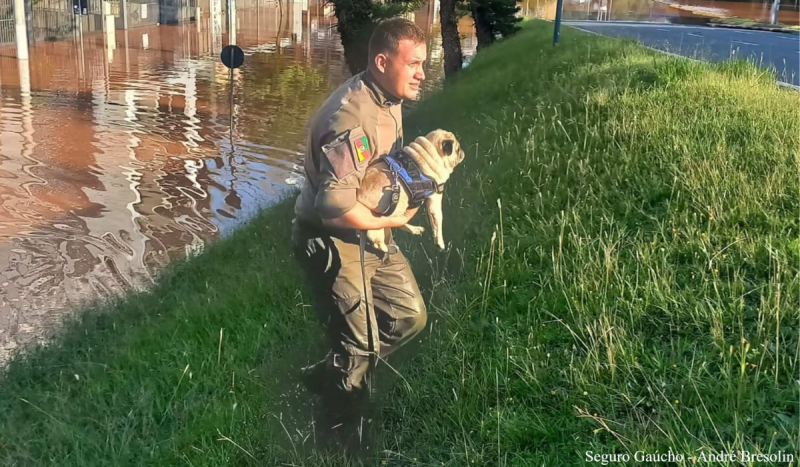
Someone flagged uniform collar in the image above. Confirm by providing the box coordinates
[363,70,402,108]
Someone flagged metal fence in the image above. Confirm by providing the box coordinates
[125,0,160,28]
[0,0,209,46]
[31,0,86,40]
[0,0,14,45]
[159,0,192,24]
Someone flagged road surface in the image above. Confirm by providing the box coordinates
[564,21,800,86]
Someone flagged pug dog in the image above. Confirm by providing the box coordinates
[357,129,465,252]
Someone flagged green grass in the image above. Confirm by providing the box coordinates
[1,20,798,466]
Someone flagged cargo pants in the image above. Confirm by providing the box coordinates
[291,219,428,398]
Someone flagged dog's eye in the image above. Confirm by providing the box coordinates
[442,140,454,155]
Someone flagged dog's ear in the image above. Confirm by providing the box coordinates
[442,139,454,156]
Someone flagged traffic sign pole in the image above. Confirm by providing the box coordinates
[553,0,565,46]
[220,45,244,147]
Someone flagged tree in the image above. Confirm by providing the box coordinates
[440,0,464,78]
[461,0,522,51]
[331,0,425,74]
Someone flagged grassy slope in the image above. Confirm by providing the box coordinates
[1,21,798,466]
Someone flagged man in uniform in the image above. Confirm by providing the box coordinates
[291,18,429,428]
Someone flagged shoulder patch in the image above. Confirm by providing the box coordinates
[349,127,372,163]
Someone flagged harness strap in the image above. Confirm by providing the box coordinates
[376,153,445,215]
[373,159,402,217]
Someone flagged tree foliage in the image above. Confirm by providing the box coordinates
[440,0,522,80]
[331,0,521,78]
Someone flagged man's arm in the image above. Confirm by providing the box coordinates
[314,121,418,230]
[322,202,419,230]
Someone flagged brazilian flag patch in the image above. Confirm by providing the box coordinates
[353,135,371,162]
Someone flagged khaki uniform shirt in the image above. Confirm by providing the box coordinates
[294,71,404,228]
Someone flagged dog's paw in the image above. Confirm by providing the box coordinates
[435,239,446,250]
[406,225,425,236]
[372,240,389,253]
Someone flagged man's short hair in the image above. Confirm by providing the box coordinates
[368,18,426,63]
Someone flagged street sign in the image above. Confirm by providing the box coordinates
[220,45,244,69]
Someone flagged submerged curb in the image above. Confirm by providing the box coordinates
[709,22,800,35]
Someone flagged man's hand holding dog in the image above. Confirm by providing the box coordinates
[322,202,420,231]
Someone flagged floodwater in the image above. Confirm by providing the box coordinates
[0,1,477,363]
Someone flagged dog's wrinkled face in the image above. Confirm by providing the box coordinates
[426,129,465,171]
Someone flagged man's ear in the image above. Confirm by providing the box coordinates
[374,53,388,74]
[442,139,454,156]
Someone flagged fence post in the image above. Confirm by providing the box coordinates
[24,0,32,44]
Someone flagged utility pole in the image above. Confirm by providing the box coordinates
[227,0,236,44]
[121,0,129,29]
[770,0,780,24]
[14,0,30,60]
[103,0,116,62]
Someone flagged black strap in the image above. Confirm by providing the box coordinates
[359,232,378,398]
[374,162,402,217]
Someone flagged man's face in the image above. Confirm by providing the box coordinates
[377,39,427,100]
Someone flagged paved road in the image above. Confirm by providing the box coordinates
[564,21,800,86]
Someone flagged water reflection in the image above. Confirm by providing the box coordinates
[0,1,476,362]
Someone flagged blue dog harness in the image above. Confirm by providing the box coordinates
[376,150,444,216]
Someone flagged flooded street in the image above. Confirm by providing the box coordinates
[0,1,476,362]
